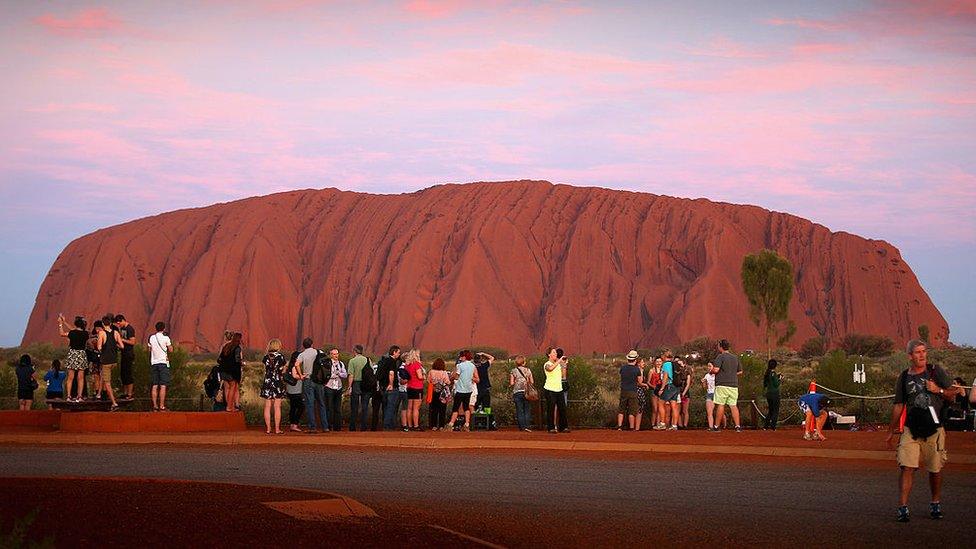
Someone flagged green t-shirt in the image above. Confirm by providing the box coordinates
[347,354,369,382]
[764,370,781,394]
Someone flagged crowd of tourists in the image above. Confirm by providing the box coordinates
[218,336,552,435]
[13,313,154,411]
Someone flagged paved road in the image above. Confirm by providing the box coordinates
[1,445,973,547]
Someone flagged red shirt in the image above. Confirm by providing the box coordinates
[406,361,424,389]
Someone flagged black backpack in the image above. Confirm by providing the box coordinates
[204,365,221,399]
[311,350,331,384]
[360,358,376,393]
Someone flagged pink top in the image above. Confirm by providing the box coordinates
[406,361,424,389]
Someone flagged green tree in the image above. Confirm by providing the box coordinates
[741,249,796,359]
[917,325,930,345]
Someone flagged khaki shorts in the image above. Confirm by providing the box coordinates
[897,427,947,473]
[714,386,738,406]
[618,391,637,415]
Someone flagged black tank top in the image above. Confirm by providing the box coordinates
[100,328,119,364]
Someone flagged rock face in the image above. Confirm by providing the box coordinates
[23,181,948,353]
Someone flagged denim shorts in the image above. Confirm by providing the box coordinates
[150,363,171,386]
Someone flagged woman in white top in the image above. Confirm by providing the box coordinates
[701,369,717,431]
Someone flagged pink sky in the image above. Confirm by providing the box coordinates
[1,1,974,345]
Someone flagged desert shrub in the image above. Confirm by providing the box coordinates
[737,353,766,399]
[814,350,857,395]
[798,336,827,359]
[839,334,893,358]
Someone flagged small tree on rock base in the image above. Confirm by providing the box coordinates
[741,249,796,359]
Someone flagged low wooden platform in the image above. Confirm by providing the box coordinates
[0,410,245,433]
[46,398,135,412]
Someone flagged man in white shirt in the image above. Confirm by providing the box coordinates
[148,322,173,411]
[323,348,348,431]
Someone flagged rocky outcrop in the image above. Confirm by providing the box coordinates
[23,181,948,353]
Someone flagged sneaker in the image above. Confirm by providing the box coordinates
[734,426,743,432]
[930,502,943,519]
[653,423,666,431]
[401,427,410,432]
[560,428,571,433]
[616,426,624,431]
[549,429,558,433]
[523,428,532,432]
[708,427,719,432]
[897,506,910,522]
[803,432,812,441]
[667,425,678,431]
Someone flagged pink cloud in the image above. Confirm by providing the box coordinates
[33,8,125,37]
[402,0,469,19]
[683,36,771,59]
[358,42,669,87]
[766,1,976,54]
[766,17,845,31]
[28,102,119,114]
[661,58,910,95]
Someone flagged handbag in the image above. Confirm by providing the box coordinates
[283,363,298,387]
[516,367,539,401]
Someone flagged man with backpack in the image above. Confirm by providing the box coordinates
[296,337,330,433]
[347,344,372,431]
[887,339,960,522]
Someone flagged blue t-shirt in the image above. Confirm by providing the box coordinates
[662,361,675,385]
[619,364,640,392]
[454,360,476,393]
[44,370,67,393]
[798,393,828,416]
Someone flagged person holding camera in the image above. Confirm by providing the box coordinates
[96,314,123,410]
[474,352,494,412]
[544,347,569,433]
[148,321,173,411]
[763,359,782,430]
[887,339,959,522]
[57,314,89,402]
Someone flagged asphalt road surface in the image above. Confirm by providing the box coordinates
[1,445,973,547]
